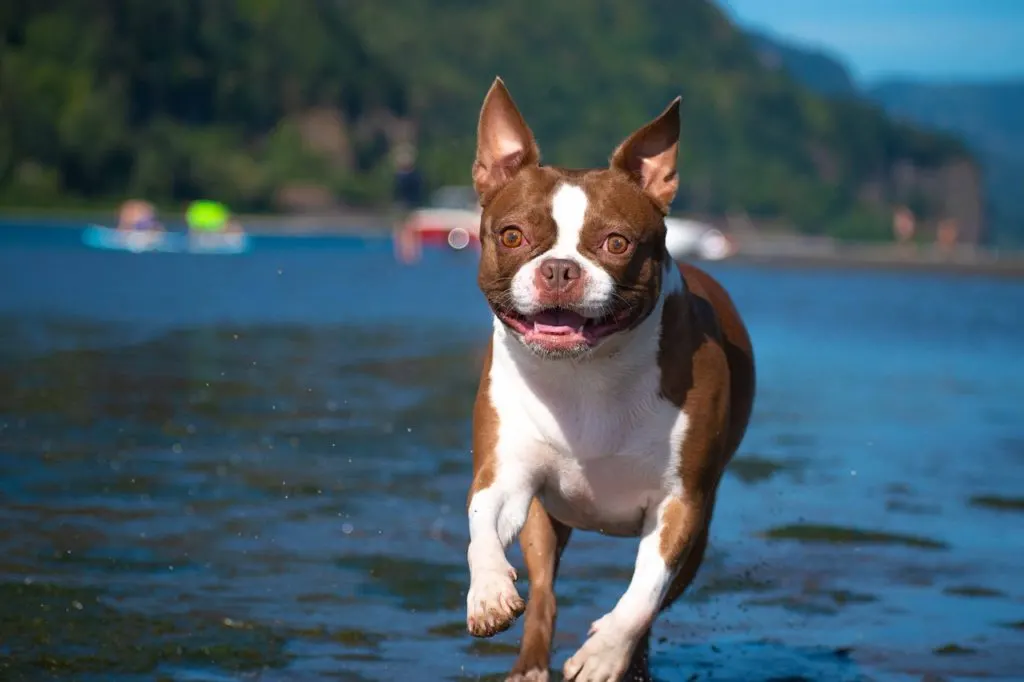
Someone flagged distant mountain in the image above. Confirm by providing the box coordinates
[748,31,1024,246]
[747,31,858,98]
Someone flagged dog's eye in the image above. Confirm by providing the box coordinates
[500,227,524,248]
[604,234,630,255]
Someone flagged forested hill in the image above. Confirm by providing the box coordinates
[869,81,1024,246]
[1,0,978,240]
[347,0,978,239]
[0,0,410,211]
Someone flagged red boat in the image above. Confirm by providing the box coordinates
[395,186,481,262]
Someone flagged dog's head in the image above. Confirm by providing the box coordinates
[473,78,679,359]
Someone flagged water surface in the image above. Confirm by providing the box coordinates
[1,224,1022,681]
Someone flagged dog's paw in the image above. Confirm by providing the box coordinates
[562,614,634,682]
[466,567,525,637]
[505,668,549,682]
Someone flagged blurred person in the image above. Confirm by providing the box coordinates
[391,145,425,264]
[893,206,915,245]
[936,218,959,254]
[117,199,163,232]
[394,223,424,264]
[392,145,424,212]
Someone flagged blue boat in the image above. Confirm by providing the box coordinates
[82,225,251,255]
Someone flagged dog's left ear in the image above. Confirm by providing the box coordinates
[610,97,681,214]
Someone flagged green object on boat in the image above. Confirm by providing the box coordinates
[186,200,230,232]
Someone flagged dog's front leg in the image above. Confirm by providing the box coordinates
[563,496,702,682]
[466,471,535,637]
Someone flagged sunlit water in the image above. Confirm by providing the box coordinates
[1,223,1022,681]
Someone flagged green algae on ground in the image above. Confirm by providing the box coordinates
[337,554,465,612]
[826,589,878,605]
[774,433,816,447]
[688,572,775,602]
[727,455,793,484]
[285,625,385,649]
[329,628,386,648]
[762,523,948,549]
[933,643,977,656]
[464,640,522,657]
[427,621,468,638]
[450,673,512,682]
[744,589,877,616]
[0,582,290,678]
[886,499,941,515]
[969,495,1024,512]
[744,595,840,616]
[943,585,1006,598]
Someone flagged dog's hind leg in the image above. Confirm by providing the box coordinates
[507,498,572,682]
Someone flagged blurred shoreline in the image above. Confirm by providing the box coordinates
[4,208,1024,278]
[724,233,1024,279]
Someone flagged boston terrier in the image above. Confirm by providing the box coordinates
[465,77,756,682]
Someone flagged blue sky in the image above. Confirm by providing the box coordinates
[719,0,1024,83]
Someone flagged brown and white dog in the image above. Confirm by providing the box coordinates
[465,78,756,682]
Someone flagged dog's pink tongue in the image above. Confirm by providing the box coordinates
[532,310,587,334]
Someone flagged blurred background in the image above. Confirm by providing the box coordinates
[1,1,1022,681]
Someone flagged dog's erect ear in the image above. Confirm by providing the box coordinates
[610,97,681,214]
[472,77,540,201]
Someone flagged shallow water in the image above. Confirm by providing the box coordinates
[1,224,1023,681]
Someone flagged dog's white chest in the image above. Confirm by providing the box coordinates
[487,327,688,536]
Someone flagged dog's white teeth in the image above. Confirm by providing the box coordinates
[576,325,585,333]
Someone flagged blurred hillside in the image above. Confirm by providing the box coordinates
[869,82,1024,247]
[1,0,979,241]
[750,31,1024,246]
[747,31,858,98]
[0,0,411,211]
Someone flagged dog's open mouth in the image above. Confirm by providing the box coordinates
[496,307,628,350]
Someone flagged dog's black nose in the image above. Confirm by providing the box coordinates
[539,258,582,291]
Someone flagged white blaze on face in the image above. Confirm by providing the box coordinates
[550,183,588,245]
[509,183,616,315]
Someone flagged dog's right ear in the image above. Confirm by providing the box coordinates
[472,77,540,202]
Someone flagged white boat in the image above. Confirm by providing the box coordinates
[664,217,733,261]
